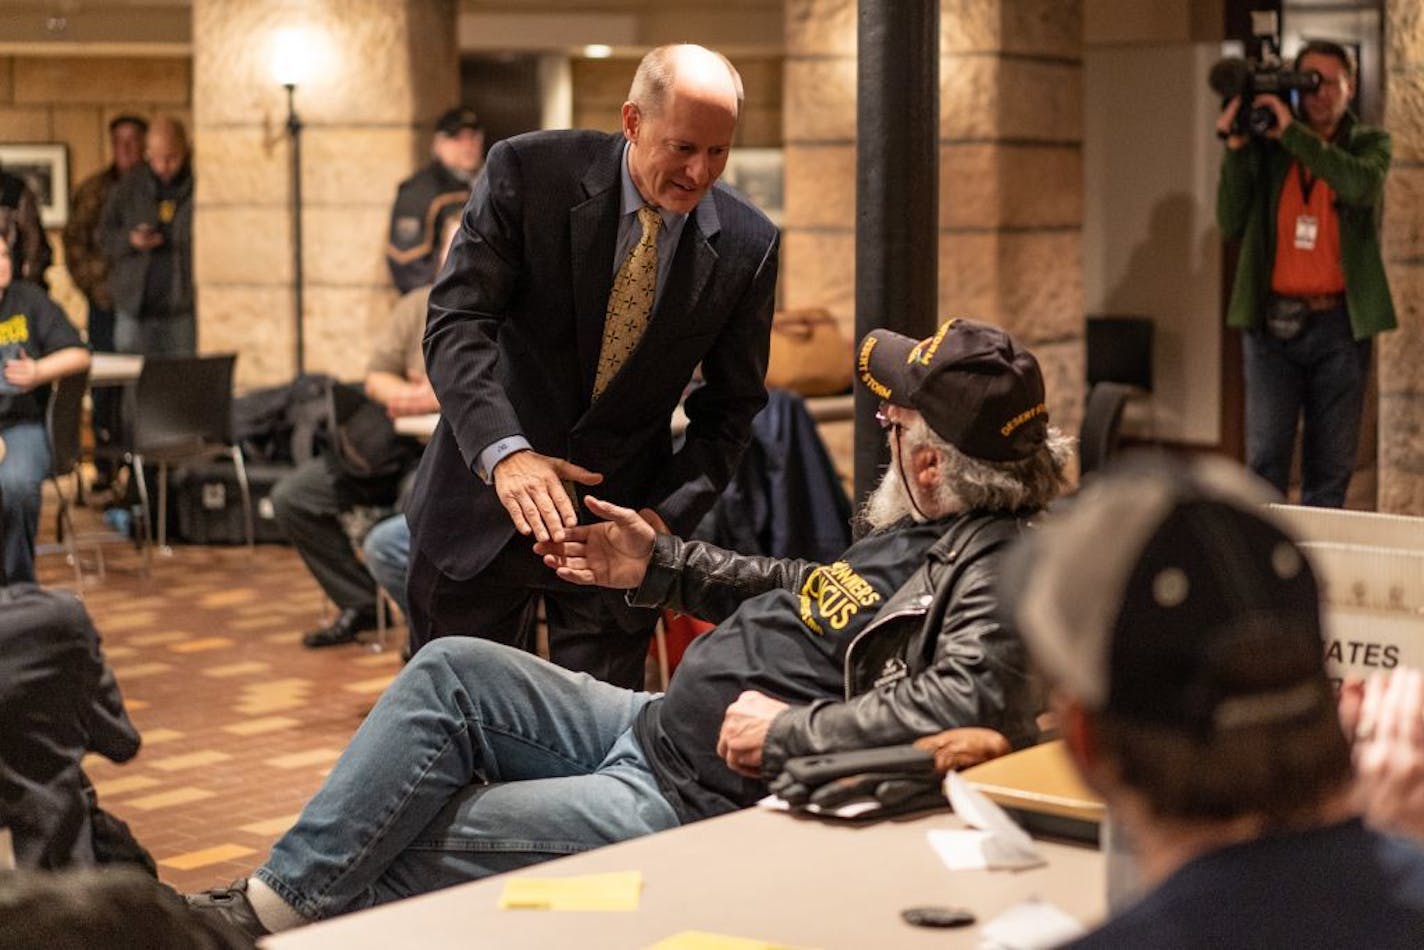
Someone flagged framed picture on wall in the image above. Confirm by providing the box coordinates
[0,143,70,228]
[723,148,783,225]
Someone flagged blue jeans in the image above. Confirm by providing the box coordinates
[0,423,51,583]
[114,311,196,357]
[362,514,410,620]
[1243,305,1372,508]
[255,638,676,920]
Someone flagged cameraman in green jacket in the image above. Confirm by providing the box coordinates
[1216,39,1395,508]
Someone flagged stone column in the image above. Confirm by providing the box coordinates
[192,0,457,387]
[784,0,1085,478]
[782,0,858,484]
[782,0,857,329]
[1379,1,1424,513]
[939,0,1085,439]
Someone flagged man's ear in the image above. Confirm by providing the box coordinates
[621,102,640,142]
[911,444,941,490]
[1061,701,1114,800]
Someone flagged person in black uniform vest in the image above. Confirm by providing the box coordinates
[384,107,484,294]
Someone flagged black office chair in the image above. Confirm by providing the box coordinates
[41,369,90,586]
[102,354,253,572]
[1086,316,1154,393]
[1079,382,1133,478]
[1081,317,1156,478]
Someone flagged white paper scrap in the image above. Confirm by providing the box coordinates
[978,898,1086,950]
[756,793,883,819]
[926,772,1045,871]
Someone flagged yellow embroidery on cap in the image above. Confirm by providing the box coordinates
[907,319,957,367]
[858,336,891,399]
[1000,402,1047,437]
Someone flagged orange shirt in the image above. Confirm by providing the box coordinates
[1271,160,1346,296]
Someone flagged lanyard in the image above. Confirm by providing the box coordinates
[1296,162,1319,207]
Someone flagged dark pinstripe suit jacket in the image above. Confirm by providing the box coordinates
[408,130,780,581]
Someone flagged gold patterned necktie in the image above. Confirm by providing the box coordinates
[594,204,663,399]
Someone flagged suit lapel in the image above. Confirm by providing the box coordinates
[571,138,625,399]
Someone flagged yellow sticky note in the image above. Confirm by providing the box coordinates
[645,932,811,950]
[497,870,642,911]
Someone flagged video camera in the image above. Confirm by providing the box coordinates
[1209,56,1321,137]
[1208,10,1320,139]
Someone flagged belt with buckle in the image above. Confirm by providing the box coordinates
[1283,292,1344,312]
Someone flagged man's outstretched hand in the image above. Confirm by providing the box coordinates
[534,495,657,590]
[492,450,603,542]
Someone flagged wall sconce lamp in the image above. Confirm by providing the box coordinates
[272,29,307,375]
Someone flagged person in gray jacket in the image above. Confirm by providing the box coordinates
[98,115,195,357]
[188,319,1072,937]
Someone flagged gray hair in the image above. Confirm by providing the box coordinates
[909,416,1073,516]
[627,44,744,117]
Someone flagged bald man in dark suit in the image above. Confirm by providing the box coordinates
[407,44,779,688]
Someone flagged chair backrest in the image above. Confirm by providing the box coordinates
[46,368,89,478]
[1079,382,1132,477]
[1086,316,1154,392]
[132,354,238,452]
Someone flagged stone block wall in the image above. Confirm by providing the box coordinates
[784,0,1086,483]
[192,0,458,387]
[941,0,1086,441]
[1379,1,1424,513]
[570,54,783,146]
[0,54,191,328]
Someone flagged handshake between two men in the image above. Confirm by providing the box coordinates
[534,492,1014,785]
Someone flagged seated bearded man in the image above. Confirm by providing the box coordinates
[188,319,1072,938]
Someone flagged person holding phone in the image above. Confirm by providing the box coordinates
[98,115,195,358]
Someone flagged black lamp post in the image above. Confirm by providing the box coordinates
[283,81,305,376]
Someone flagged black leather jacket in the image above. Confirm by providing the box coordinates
[632,509,1041,779]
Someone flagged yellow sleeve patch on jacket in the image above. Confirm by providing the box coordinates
[799,561,881,635]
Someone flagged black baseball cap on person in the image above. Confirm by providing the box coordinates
[1003,455,1334,739]
[857,318,1049,462]
[435,107,481,136]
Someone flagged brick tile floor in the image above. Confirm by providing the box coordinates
[35,491,405,894]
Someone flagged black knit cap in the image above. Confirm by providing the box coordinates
[856,318,1048,462]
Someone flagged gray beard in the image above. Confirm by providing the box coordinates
[859,465,922,531]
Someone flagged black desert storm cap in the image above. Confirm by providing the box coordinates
[436,107,481,135]
[857,319,1048,461]
[1003,455,1333,739]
